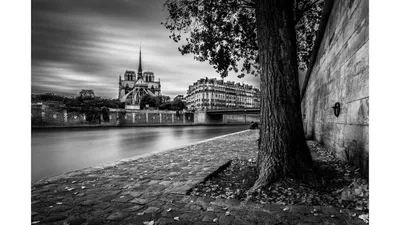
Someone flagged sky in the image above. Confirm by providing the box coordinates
[32,0,260,99]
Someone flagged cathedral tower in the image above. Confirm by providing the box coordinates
[137,47,143,79]
[118,46,162,107]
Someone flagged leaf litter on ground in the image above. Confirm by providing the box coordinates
[189,140,368,221]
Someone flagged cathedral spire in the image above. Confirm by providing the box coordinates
[138,46,143,78]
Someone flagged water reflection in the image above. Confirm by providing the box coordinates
[32,125,247,181]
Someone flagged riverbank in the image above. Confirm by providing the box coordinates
[31,123,249,129]
[31,130,365,224]
[32,125,248,181]
[33,130,252,185]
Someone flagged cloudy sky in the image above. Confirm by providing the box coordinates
[32,0,260,98]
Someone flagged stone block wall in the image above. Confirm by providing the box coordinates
[108,109,193,126]
[121,112,134,125]
[31,105,43,124]
[174,114,184,124]
[184,113,194,123]
[32,107,257,127]
[223,114,260,124]
[109,113,117,124]
[301,0,369,175]
[66,112,85,125]
[148,113,161,124]
[32,106,196,126]
[161,113,173,124]
[134,112,147,124]
[224,115,244,124]
[46,110,66,124]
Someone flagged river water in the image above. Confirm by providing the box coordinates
[31,125,247,181]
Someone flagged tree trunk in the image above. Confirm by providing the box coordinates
[250,0,316,192]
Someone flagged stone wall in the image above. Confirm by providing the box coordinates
[66,112,86,125]
[32,106,195,127]
[107,110,195,126]
[193,111,223,124]
[31,105,44,124]
[193,110,259,125]
[42,109,66,125]
[223,114,260,124]
[161,113,172,124]
[32,105,85,125]
[134,112,147,124]
[301,0,369,175]
[148,113,161,124]
[32,106,254,127]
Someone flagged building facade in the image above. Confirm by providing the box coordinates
[118,48,161,109]
[186,77,260,110]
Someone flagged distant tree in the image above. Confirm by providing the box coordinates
[32,93,67,102]
[32,91,125,110]
[101,107,110,122]
[163,0,324,192]
[160,95,171,104]
[140,94,159,109]
[31,92,123,124]
[173,95,185,101]
[83,107,101,124]
[158,102,172,110]
[171,99,186,110]
[31,94,39,103]
[79,89,95,99]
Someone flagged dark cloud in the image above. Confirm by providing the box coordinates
[32,0,260,98]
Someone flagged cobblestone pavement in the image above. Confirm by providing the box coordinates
[32,130,366,225]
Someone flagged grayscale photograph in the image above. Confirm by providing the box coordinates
[28,0,369,224]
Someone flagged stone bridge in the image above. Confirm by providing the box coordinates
[193,108,260,124]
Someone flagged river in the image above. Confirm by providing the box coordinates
[31,125,247,181]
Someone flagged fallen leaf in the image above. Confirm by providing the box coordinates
[358,214,369,223]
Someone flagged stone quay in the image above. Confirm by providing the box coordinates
[31,130,364,224]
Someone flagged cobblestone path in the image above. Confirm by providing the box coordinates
[31,130,365,225]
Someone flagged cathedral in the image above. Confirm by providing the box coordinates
[118,48,161,109]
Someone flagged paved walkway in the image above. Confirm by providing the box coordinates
[31,130,365,225]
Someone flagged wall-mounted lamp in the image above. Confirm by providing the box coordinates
[332,102,340,117]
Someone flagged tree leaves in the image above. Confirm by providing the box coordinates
[295,0,324,71]
[163,0,259,78]
[162,0,324,77]
[190,159,257,199]
[189,141,369,217]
